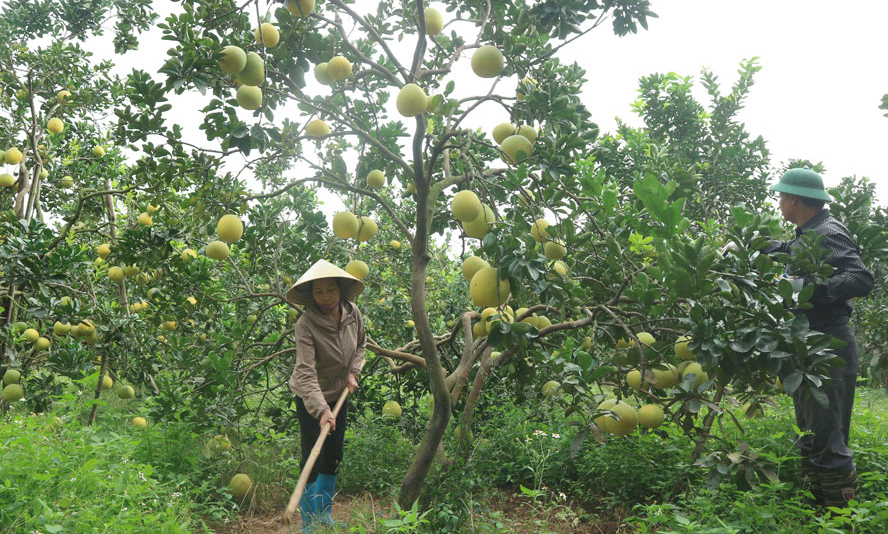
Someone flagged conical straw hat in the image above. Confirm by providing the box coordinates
[286,259,365,305]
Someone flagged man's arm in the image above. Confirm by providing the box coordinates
[806,228,875,303]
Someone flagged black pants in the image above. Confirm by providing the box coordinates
[793,323,858,473]
[295,396,348,484]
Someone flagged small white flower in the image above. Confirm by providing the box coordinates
[551,433,561,439]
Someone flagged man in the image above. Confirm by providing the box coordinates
[763,168,874,507]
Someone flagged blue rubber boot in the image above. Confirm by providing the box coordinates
[300,479,318,533]
[314,474,344,528]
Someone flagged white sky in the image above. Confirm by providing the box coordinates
[79,0,887,213]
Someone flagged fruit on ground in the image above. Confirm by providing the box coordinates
[544,240,566,260]
[626,369,643,390]
[132,416,147,428]
[108,266,124,282]
[2,384,23,403]
[237,52,265,86]
[60,175,74,188]
[530,219,551,242]
[424,7,444,35]
[461,203,494,239]
[389,239,401,250]
[541,380,560,398]
[492,123,517,145]
[47,118,64,134]
[314,62,334,85]
[451,190,482,222]
[230,474,253,500]
[57,89,72,103]
[236,85,262,110]
[97,243,111,258]
[206,240,230,260]
[652,364,679,389]
[138,212,153,226]
[305,119,330,137]
[638,404,665,429]
[34,337,50,351]
[396,83,427,117]
[326,56,352,80]
[470,266,510,307]
[599,400,638,436]
[500,134,534,164]
[92,146,105,157]
[332,211,360,239]
[286,0,314,17]
[254,23,280,47]
[0,173,15,187]
[517,124,537,143]
[471,45,504,78]
[366,169,385,188]
[382,400,402,420]
[219,45,247,74]
[23,328,40,344]
[217,214,244,242]
[356,216,377,241]
[181,248,197,262]
[3,369,20,385]
[117,385,135,399]
[345,260,369,280]
[5,148,23,164]
[674,335,694,360]
[681,362,708,387]
[461,255,489,282]
[102,375,113,390]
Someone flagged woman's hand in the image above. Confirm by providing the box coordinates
[346,373,359,395]
[320,410,336,433]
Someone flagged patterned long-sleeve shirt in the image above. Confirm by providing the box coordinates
[763,209,875,329]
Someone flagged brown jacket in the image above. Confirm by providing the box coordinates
[288,301,366,420]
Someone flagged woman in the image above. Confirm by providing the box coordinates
[286,259,366,532]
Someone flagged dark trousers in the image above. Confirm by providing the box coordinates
[793,323,858,473]
[295,396,348,484]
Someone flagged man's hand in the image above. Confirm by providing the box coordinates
[320,410,336,433]
[346,373,359,395]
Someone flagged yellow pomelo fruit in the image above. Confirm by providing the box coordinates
[206,240,230,260]
[219,45,247,75]
[237,52,265,86]
[146,203,160,214]
[2,384,24,403]
[382,400,402,420]
[5,148,23,164]
[102,375,113,390]
[616,338,630,349]
[217,214,244,243]
[651,364,679,389]
[47,118,64,134]
[516,76,537,100]
[254,23,280,47]
[516,308,539,327]
[637,332,656,346]
[345,260,369,279]
[406,319,415,328]
[582,336,593,350]
[536,315,552,329]
[681,362,708,387]
[626,369,643,390]
[332,211,359,239]
[60,175,74,188]
[34,337,50,351]
[396,83,427,117]
[462,203,494,239]
[314,62,334,85]
[471,45,504,78]
[181,248,197,262]
[501,134,534,164]
[236,85,262,110]
[366,169,385,188]
[132,416,147,428]
[53,321,71,336]
[389,239,401,250]
[638,404,665,429]
[605,401,638,436]
[472,320,488,338]
[544,240,566,260]
[542,380,560,398]
[530,219,551,243]
[326,56,352,81]
[594,398,617,429]
[306,119,330,137]
[470,266,510,307]
[517,124,537,144]
[286,0,315,17]
[117,385,135,399]
[210,434,232,452]
[492,123,518,145]
[97,243,111,258]
[57,89,72,103]
[230,473,253,500]
[3,369,20,385]
[424,7,444,35]
[108,266,124,282]
[123,265,140,277]
[451,190,481,222]
[0,173,15,187]
[92,146,105,157]
[356,216,377,241]
[162,321,177,331]
[461,255,489,282]
[674,335,694,360]
[246,314,257,325]
[138,212,153,226]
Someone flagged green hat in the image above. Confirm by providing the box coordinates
[769,168,832,202]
